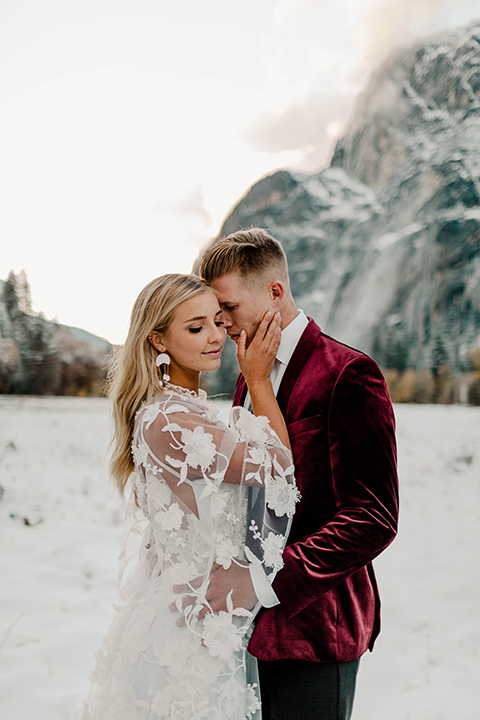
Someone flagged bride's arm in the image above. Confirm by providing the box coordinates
[236,311,291,452]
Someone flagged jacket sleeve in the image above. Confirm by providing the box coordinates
[272,355,399,618]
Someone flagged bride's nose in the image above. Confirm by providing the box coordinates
[210,324,225,343]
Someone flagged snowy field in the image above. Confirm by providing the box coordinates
[0,395,479,720]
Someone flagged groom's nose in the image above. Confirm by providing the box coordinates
[220,312,232,327]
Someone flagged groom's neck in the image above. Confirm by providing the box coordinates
[277,299,300,330]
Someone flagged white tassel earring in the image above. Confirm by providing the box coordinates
[156,352,171,384]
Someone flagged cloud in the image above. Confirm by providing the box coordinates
[363,0,457,67]
[173,187,213,228]
[248,92,354,171]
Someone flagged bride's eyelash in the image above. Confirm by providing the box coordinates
[189,321,223,333]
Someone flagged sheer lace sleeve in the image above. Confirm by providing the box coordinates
[131,387,299,579]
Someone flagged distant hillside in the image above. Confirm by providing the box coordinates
[198,21,480,404]
[0,272,112,395]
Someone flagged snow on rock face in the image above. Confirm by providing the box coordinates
[334,22,480,190]
[200,21,480,386]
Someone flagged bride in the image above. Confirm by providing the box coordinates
[83,274,299,720]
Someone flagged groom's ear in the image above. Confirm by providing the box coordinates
[269,280,285,305]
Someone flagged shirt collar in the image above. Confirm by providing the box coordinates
[276,309,309,366]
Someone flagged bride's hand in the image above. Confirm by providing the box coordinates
[236,311,281,388]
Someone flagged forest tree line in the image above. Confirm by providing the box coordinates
[0,271,111,396]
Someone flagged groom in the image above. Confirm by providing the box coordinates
[199,228,398,720]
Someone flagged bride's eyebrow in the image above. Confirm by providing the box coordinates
[183,316,206,324]
[183,310,223,324]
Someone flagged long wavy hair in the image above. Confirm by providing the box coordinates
[107,273,212,494]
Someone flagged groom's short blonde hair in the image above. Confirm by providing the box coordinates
[199,228,289,285]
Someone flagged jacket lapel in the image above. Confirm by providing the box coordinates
[233,374,247,407]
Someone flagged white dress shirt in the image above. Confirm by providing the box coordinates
[246,309,309,607]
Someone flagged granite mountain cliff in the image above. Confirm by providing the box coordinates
[198,20,480,402]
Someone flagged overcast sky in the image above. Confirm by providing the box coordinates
[2,0,480,344]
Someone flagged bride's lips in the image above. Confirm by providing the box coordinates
[203,348,222,357]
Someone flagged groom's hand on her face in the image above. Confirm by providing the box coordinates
[236,310,281,384]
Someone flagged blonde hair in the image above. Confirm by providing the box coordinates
[107,273,211,494]
[199,227,289,286]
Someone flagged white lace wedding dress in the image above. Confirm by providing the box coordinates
[83,384,299,720]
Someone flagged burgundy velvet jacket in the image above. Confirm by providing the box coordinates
[234,319,399,663]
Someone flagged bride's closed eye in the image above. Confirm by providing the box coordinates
[189,321,224,333]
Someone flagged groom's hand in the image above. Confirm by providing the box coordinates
[236,310,281,386]
[199,562,258,619]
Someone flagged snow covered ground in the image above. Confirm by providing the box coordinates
[0,396,479,720]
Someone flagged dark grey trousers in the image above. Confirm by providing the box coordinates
[257,657,360,720]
